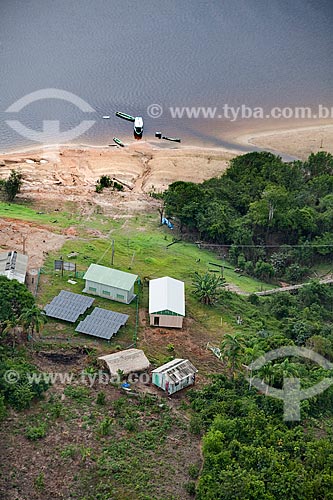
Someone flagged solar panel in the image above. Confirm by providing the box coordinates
[44,290,95,322]
[75,307,129,340]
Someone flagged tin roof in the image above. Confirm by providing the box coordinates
[0,251,28,284]
[98,348,150,376]
[152,358,197,383]
[149,277,185,316]
[83,264,137,291]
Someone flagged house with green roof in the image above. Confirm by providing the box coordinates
[83,264,137,304]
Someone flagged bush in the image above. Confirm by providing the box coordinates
[124,418,138,432]
[99,175,113,188]
[96,391,106,405]
[166,343,175,353]
[237,254,246,271]
[284,263,310,284]
[184,481,196,496]
[0,169,23,201]
[63,385,90,403]
[189,414,203,435]
[244,260,255,275]
[188,463,200,479]
[248,293,259,305]
[113,181,124,191]
[98,417,113,436]
[0,358,49,410]
[34,472,45,491]
[25,423,47,440]
[0,394,6,421]
[61,445,78,459]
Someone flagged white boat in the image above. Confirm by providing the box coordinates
[134,116,143,138]
[102,115,110,119]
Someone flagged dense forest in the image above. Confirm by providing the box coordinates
[0,277,48,417]
[189,282,333,499]
[164,152,333,283]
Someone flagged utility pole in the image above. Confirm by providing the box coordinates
[22,235,27,255]
[111,240,115,266]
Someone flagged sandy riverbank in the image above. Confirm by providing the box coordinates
[234,123,333,160]
[1,122,332,204]
[0,141,235,202]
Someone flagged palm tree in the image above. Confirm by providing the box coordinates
[244,344,265,366]
[19,305,47,340]
[192,272,226,305]
[273,358,299,388]
[2,318,20,348]
[220,333,246,379]
[258,362,276,394]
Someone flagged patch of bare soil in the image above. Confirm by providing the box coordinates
[140,313,223,381]
[0,218,67,269]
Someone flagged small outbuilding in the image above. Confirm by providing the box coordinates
[0,250,28,284]
[83,264,137,304]
[149,276,185,328]
[98,348,150,376]
[152,358,198,395]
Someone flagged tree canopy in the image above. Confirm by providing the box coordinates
[164,152,333,283]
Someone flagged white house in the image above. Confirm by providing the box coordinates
[149,276,185,328]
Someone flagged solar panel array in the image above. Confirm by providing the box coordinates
[44,290,95,322]
[75,307,129,340]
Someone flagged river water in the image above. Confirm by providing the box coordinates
[0,0,332,153]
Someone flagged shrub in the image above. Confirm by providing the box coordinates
[34,472,45,491]
[244,260,255,275]
[25,423,47,440]
[184,481,196,496]
[284,263,310,284]
[188,463,200,479]
[113,181,124,191]
[166,343,175,353]
[248,293,259,305]
[63,385,90,403]
[61,445,78,459]
[0,358,49,410]
[189,414,203,435]
[96,392,106,405]
[99,175,113,188]
[0,395,6,421]
[98,417,113,436]
[124,418,138,432]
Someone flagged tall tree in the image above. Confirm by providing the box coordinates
[220,333,246,379]
[19,305,47,340]
[2,169,23,201]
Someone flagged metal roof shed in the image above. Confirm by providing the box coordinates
[152,358,197,395]
[83,264,138,304]
[0,251,28,284]
[98,348,150,376]
[149,276,185,328]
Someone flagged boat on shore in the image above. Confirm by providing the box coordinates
[112,137,125,147]
[162,136,181,143]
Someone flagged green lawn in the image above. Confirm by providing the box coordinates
[1,199,277,359]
